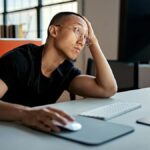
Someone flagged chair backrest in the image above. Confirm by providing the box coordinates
[86,58,96,75]
[86,58,135,92]
[0,39,42,56]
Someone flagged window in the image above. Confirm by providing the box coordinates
[0,0,3,24]
[6,0,37,11]
[0,0,78,42]
[0,0,4,13]
[41,1,77,42]
[7,9,37,38]
[42,0,71,5]
[0,15,3,24]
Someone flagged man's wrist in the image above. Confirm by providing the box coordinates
[17,106,30,122]
[88,37,99,47]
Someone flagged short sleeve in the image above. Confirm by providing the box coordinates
[0,51,28,90]
[64,67,81,90]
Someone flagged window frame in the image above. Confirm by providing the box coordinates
[0,0,77,39]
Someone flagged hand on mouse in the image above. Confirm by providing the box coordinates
[20,106,74,133]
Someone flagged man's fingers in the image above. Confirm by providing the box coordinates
[24,107,75,132]
[42,119,61,132]
[46,107,75,122]
[35,120,61,133]
[35,122,51,133]
[22,108,66,133]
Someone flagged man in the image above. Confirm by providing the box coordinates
[0,12,117,132]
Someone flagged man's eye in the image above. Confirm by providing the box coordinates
[84,35,88,40]
[74,27,80,33]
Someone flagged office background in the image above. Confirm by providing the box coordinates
[0,0,150,100]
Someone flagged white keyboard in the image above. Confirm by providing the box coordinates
[80,102,141,120]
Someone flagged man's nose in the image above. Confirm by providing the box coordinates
[77,34,86,46]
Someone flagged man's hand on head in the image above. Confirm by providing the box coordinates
[82,16,98,46]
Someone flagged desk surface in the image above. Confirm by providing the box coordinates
[1,88,150,150]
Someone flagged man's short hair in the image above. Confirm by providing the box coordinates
[47,11,85,36]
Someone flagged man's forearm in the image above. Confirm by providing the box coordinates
[89,40,117,90]
[0,100,29,121]
[83,17,117,94]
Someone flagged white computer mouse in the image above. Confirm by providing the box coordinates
[52,120,82,131]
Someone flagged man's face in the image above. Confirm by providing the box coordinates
[54,15,88,61]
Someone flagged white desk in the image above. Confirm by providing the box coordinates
[1,88,150,150]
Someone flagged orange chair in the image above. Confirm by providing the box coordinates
[0,39,42,56]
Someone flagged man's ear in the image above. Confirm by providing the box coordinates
[48,25,58,37]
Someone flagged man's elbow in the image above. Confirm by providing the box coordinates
[101,84,118,98]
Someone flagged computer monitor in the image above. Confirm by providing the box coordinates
[118,0,150,62]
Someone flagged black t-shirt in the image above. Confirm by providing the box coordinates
[0,44,81,106]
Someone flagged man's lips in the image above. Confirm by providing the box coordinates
[74,47,81,53]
